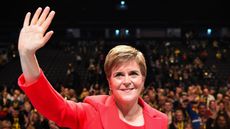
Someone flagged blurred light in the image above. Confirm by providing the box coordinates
[169,73,172,77]
[125,29,129,35]
[118,0,127,10]
[207,28,212,35]
[121,1,125,5]
[170,58,174,63]
[165,42,170,47]
[115,29,120,36]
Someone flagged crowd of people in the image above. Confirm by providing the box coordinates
[0,37,230,128]
[0,70,230,129]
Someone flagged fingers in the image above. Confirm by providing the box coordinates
[42,31,54,45]
[31,7,42,25]
[41,10,55,31]
[29,6,55,31]
[37,6,50,26]
[23,12,31,27]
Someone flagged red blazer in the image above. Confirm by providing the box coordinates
[18,71,168,129]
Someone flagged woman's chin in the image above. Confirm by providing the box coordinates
[116,94,139,104]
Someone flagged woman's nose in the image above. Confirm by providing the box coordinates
[123,75,131,86]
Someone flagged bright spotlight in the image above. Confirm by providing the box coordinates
[207,28,212,35]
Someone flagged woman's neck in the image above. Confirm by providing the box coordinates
[115,99,144,126]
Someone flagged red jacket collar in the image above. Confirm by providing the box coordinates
[84,95,167,129]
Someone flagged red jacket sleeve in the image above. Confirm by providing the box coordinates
[18,71,96,129]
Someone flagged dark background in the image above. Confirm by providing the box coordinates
[0,0,229,28]
[0,0,229,43]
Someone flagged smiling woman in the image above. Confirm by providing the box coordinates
[105,46,147,126]
[17,6,168,129]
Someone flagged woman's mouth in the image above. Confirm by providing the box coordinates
[120,88,135,93]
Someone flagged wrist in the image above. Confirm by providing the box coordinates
[19,49,36,56]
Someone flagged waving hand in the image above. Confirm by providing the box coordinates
[18,7,55,84]
[18,6,55,54]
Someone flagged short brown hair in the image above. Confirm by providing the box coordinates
[104,45,147,78]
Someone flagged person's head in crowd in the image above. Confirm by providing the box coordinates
[194,84,202,95]
[223,95,230,111]
[99,88,107,95]
[143,94,151,105]
[181,92,188,100]
[223,95,230,104]
[23,100,32,113]
[1,90,7,97]
[158,95,167,108]
[198,103,207,116]
[30,110,40,123]
[187,85,195,95]
[226,87,230,95]
[11,109,20,118]
[0,119,12,129]
[180,92,189,108]
[208,100,217,111]
[80,87,89,99]
[104,45,146,106]
[218,101,225,112]
[215,113,230,129]
[184,122,193,129]
[68,88,77,98]
[147,87,156,102]
[203,87,210,96]
[13,89,21,97]
[62,87,70,99]
[13,89,23,102]
[94,83,100,95]
[175,85,183,95]
[209,87,216,96]
[174,109,184,122]
[163,100,173,112]
[191,101,199,111]
[167,90,175,99]
[217,93,224,101]
[157,88,165,96]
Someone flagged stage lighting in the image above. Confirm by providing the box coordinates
[207,28,212,35]
[121,1,125,6]
[115,29,120,36]
[125,29,129,36]
[117,0,127,10]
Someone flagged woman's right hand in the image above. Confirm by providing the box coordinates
[18,7,55,84]
[18,6,55,55]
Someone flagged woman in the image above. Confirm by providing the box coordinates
[17,6,168,129]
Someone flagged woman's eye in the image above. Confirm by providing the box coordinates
[130,72,139,77]
[115,73,123,77]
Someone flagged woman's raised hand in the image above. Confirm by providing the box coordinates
[18,6,55,55]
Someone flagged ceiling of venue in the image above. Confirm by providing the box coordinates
[0,0,229,28]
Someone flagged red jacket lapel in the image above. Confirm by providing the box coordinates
[85,95,168,129]
[98,96,124,129]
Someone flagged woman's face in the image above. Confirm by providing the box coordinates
[108,60,145,104]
